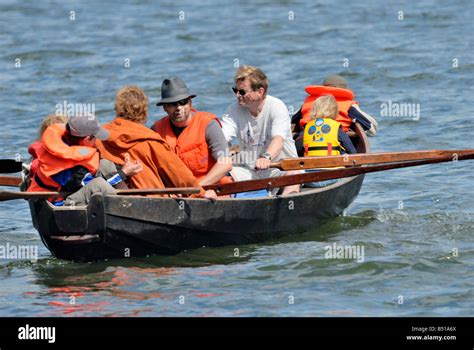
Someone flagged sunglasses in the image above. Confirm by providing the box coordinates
[232,87,252,96]
[164,98,190,108]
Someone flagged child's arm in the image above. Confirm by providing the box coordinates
[338,128,357,154]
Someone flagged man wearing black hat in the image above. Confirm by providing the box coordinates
[152,78,232,196]
[28,114,142,205]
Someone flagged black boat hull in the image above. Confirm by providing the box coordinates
[29,124,369,262]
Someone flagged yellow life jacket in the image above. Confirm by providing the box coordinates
[303,118,345,157]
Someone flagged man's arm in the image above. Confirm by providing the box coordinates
[199,120,232,186]
[256,99,290,170]
[221,109,238,143]
[349,105,378,136]
[338,128,357,154]
[255,135,284,170]
[265,136,285,159]
[199,159,232,186]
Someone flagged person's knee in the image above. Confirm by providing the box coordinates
[64,178,116,206]
[86,177,117,196]
[98,159,118,177]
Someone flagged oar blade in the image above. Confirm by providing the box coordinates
[209,153,474,196]
[0,159,23,173]
[276,149,474,171]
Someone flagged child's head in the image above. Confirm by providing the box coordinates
[115,85,149,124]
[66,114,109,147]
[310,94,338,120]
[38,114,68,139]
[322,74,348,89]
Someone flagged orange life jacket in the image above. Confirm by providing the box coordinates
[27,124,100,192]
[152,111,231,184]
[300,85,358,132]
[27,141,41,176]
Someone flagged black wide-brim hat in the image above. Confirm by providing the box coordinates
[156,77,197,106]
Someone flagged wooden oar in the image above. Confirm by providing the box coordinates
[206,152,474,196]
[0,175,22,187]
[271,149,474,171]
[0,159,23,173]
[3,149,473,197]
[0,187,201,202]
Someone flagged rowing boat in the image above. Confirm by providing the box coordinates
[29,124,369,262]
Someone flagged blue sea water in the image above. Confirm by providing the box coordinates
[0,0,473,317]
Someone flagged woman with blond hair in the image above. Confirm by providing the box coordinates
[96,85,210,197]
[37,114,69,138]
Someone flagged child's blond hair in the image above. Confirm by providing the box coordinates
[310,95,338,120]
[38,114,68,139]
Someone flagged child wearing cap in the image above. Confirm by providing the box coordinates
[26,114,142,206]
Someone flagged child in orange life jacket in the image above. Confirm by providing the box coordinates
[21,114,69,190]
[298,95,357,188]
[27,114,142,206]
[291,74,378,137]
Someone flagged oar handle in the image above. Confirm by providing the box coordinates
[0,175,203,196]
[0,187,202,202]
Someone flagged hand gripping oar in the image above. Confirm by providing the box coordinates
[270,149,474,171]
[207,151,474,196]
[0,187,201,202]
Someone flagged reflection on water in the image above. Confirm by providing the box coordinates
[32,267,172,316]
[16,248,253,316]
